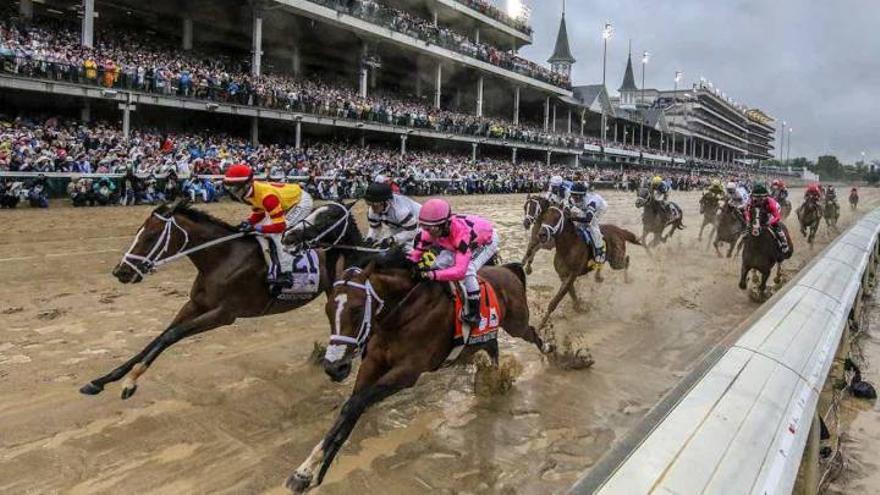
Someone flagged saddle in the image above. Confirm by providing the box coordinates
[445,278,502,363]
[256,237,320,300]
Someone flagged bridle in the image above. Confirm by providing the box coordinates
[523,197,544,226]
[121,212,247,278]
[329,267,385,354]
[295,202,351,250]
[539,205,566,240]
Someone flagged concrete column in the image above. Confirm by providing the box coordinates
[544,97,550,131]
[552,104,557,133]
[546,150,552,167]
[251,9,263,76]
[513,87,520,126]
[700,140,705,159]
[80,100,91,122]
[295,120,302,149]
[415,76,422,98]
[432,9,438,26]
[291,45,302,77]
[250,117,259,145]
[631,126,635,146]
[474,27,480,44]
[613,122,617,142]
[122,105,132,140]
[476,76,484,117]
[512,147,517,164]
[182,17,194,51]
[400,135,407,156]
[359,44,369,98]
[471,143,478,163]
[567,108,572,134]
[359,133,366,147]
[82,0,95,48]
[434,63,442,109]
[19,0,33,21]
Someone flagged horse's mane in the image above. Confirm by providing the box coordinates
[344,245,414,271]
[157,202,236,232]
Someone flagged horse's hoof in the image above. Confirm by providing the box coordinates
[79,382,104,395]
[524,265,533,275]
[739,282,747,290]
[285,471,313,494]
[121,385,138,400]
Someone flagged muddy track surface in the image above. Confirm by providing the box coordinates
[0,188,875,494]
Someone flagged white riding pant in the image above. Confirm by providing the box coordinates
[584,210,604,249]
[465,232,500,296]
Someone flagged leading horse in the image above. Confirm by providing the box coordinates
[521,195,550,274]
[80,199,361,399]
[636,188,685,247]
[285,252,548,492]
[535,205,641,329]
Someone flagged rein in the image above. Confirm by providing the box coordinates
[540,205,566,239]
[296,202,351,251]
[524,198,543,225]
[122,212,250,277]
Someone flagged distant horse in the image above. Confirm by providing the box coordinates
[738,203,793,302]
[698,192,722,241]
[824,198,840,231]
[521,195,550,275]
[850,190,859,210]
[636,188,685,247]
[285,253,548,493]
[796,199,822,245]
[81,199,361,399]
[535,205,642,329]
[712,203,746,258]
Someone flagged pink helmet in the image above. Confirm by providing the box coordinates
[419,198,452,226]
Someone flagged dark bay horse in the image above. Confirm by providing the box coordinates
[738,203,792,301]
[535,205,641,329]
[698,192,722,241]
[712,204,746,258]
[824,198,840,231]
[285,254,548,492]
[80,199,360,399]
[796,199,822,245]
[522,195,550,274]
[850,190,859,210]
[636,188,684,246]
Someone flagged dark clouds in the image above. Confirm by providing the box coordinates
[513,0,880,162]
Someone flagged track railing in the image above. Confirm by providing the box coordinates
[570,208,880,495]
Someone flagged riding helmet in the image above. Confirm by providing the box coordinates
[752,184,769,197]
[419,198,452,226]
[364,182,393,203]
[570,182,588,195]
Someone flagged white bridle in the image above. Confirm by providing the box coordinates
[539,206,566,239]
[329,268,385,352]
[524,197,543,225]
[297,202,351,249]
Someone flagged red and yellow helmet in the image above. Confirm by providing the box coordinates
[223,163,253,184]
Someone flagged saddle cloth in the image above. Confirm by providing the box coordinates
[445,278,502,363]
[256,237,320,299]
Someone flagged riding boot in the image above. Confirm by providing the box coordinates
[462,292,482,328]
[593,238,606,264]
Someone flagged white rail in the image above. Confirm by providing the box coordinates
[572,208,880,495]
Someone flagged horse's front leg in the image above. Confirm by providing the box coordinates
[286,362,419,493]
[80,300,201,396]
[522,236,539,275]
[538,271,579,330]
[739,262,750,290]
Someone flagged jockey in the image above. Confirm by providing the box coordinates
[825,185,837,203]
[363,181,421,250]
[770,179,789,203]
[706,179,725,202]
[544,175,568,204]
[223,163,314,289]
[409,199,499,326]
[650,176,674,216]
[567,182,607,263]
[746,184,790,255]
[804,183,822,203]
[725,181,749,213]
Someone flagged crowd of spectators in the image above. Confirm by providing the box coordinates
[0,12,580,149]
[451,0,532,35]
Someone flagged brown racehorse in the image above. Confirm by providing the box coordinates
[737,203,792,301]
[850,190,859,210]
[535,205,641,329]
[522,195,550,274]
[698,192,722,241]
[796,198,822,245]
[712,203,746,258]
[636,188,685,247]
[285,252,548,493]
[824,198,840,231]
[80,199,361,399]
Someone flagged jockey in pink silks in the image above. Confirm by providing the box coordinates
[409,198,500,326]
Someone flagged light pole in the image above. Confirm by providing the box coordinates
[601,22,613,146]
[672,70,682,156]
[778,120,786,163]
[786,128,793,164]
[640,51,650,147]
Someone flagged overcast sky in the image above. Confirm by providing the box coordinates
[510,0,880,163]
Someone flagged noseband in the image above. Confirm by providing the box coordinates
[329,268,385,354]
[121,212,190,278]
[539,206,566,239]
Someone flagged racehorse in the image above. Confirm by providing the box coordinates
[522,195,550,274]
[712,204,746,258]
[779,198,793,220]
[698,192,722,241]
[850,190,859,210]
[535,205,641,329]
[737,203,792,302]
[80,199,361,399]
[824,198,840,230]
[796,199,823,245]
[285,252,548,493]
[636,188,685,247]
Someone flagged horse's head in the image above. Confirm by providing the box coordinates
[750,205,763,237]
[113,199,191,283]
[323,258,380,382]
[537,205,565,246]
[523,195,546,230]
[283,201,357,249]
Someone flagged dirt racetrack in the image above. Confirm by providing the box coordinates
[0,188,875,494]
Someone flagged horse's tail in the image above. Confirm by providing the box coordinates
[620,227,642,246]
[503,262,527,287]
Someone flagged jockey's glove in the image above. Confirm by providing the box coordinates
[377,238,394,249]
[237,221,255,233]
[413,266,435,281]
[364,237,376,247]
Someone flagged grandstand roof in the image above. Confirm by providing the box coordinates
[573,84,615,116]
[619,51,638,92]
[548,13,576,64]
